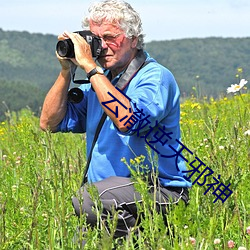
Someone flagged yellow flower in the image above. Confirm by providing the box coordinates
[135,157,141,164]
[180,111,187,116]
[237,67,243,73]
[191,103,201,109]
[130,159,135,165]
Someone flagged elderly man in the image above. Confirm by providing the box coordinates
[40,0,191,242]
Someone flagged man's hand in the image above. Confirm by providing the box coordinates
[56,33,79,71]
[62,31,96,73]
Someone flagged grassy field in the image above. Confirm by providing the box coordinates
[0,90,249,249]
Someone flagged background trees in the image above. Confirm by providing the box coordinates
[0,28,249,120]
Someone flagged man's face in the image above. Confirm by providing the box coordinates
[89,20,138,73]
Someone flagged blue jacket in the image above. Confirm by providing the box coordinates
[58,52,192,188]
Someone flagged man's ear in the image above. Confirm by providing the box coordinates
[131,36,139,48]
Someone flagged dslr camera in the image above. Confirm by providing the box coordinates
[56,30,102,58]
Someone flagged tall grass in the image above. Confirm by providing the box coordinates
[0,93,249,249]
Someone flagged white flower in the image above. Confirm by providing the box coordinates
[238,247,246,250]
[227,79,248,93]
[244,130,250,136]
[189,237,196,245]
[20,207,25,214]
[214,238,221,244]
[218,145,224,150]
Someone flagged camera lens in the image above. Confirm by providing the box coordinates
[68,88,84,103]
[56,39,74,58]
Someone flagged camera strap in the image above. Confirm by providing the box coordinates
[81,50,149,186]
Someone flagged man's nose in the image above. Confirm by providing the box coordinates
[101,38,108,49]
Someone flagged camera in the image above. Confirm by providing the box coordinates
[56,30,102,58]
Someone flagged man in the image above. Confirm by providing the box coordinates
[40,0,191,242]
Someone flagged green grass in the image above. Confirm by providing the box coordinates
[0,93,249,249]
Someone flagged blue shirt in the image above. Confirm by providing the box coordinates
[58,52,192,188]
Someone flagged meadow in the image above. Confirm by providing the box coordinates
[0,87,249,249]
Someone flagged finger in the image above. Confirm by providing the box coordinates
[65,31,85,43]
[55,50,64,59]
[55,50,79,66]
[64,30,76,40]
[57,31,70,40]
[63,30,70,37]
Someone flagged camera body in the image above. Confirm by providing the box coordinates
[56,30,102,58]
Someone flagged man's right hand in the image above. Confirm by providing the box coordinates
[56,33,79,71]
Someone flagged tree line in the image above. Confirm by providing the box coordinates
[0,28,249,121]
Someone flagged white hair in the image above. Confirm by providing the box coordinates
[82,0,145,49]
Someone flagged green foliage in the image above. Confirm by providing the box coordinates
[0,29,60,91]
[145,37,250,98]
[0,29,250,120]
[0,93,249,249]
[0,79,46,121]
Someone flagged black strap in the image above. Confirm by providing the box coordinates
[116,49,147,90]
[81,50,149,185]
[81,112,107,186]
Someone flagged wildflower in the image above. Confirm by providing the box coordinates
[189,237,196,245]
[237,67,243,73]
[219,145,224,150]
[184,225,188,229]
[246,226,250,235]
[203,156,208,161]
[20,207,25,214]
[12,185,17,192]
[180,111,187,116]
[191,103,201,109]
[214,238,221,244]
[244,130,250,136]
[121,157,126,163]
[238,247,246,250]
[135,157,141,164]
[130,159,135,165]
[227,79,248,93]
[42,213,48,221]
[228,240,235,248]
